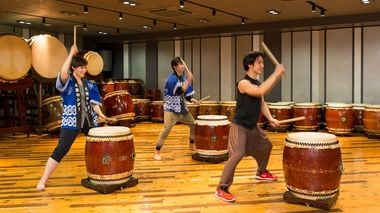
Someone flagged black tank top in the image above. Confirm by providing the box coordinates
[233,74,262,129]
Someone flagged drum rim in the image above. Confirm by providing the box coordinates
[88,126,131,136]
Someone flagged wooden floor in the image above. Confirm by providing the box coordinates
[1,122,380,212]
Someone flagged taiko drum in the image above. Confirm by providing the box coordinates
[292,103,320,131]
[186,102,199,119]
[104,90,135,122]
[199,101,220,115]
[325,103,353,135]
[135,99,151,120]
[220,101,236,121]
[101,80,115,96]
[85,126,135,185]
[151,101,164,122]
[41,96,62,133]
[363,104,380,137]
[268,103,292,131]
[283,132,343,201]
[194,115,230,156]
[352,103,367,132]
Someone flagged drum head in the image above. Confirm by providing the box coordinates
[88,126,131,137]
[0,34,32,81]
[286,132,338,147]
[30,35,68,79]
[84,51,104,76]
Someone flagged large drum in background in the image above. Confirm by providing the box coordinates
[186,102,199,120]
[199,101,220,115]
[151,101,164,122]
[194,115,230,156]
[85,126,135,185]
[325,103,353,135]
[114,80,129,91]
[352,103,367,133]
[268,102,292,131]
[82,51,104,76]
[134,98,151,121]
[292,103,320,131]
[220,101,236,121]
[128,79,142,97]
[104,90,135,124]
[0,34,32,82]
[363,104,380,137]
[29,34,67,79]
[101,80,115,96]
[41,96,62,133]
[283,132,343,206]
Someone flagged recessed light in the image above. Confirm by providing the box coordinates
[267,9,281,15]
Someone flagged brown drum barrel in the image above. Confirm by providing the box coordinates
[151,101,164,122]
[41,96,62,133]
[135,99,151,120]
[352,103,367,132]
[101,80,115,97]
[81,51,104,76]
[268,103,292,131]
[293,103,319,131]
[195,115,230,156]
[128,79,142,97]
[186,102,199,120]
[85,126,135,184]
[325,103,353,135]
[363,104,380,137]
[0,34,32,82]
[220,101,236,121]
[104,90,135,123]
[199,101,220,115]
[283,132,343,201]
[30,34,68,79]
[114,80,129,91]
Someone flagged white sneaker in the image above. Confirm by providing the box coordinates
[153,153,162,161]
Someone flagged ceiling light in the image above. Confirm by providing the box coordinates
[83,23,88,31]
[197,18,210,23]
[17,20,31,25]
[267,9,280,15]
[311,5,316,12]
[179,0,184,8]
[119,13,123,20]
[212,8,216,16]
[361,0,371,4]
[320,9,325,16]
[83,5,88,14]
[241,18,245,25]
[129,2,136,6]
[122,0,130,4]
[142,25,152,30]
[173,23,177,30]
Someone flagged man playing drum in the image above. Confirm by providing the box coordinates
[153,57,199,161]
[215,51,285,202]
[36,44,107,191]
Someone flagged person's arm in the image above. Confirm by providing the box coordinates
[59,44,78,84]
[238,64,285,97]
[261,96,280,127]
[91,104,107,119]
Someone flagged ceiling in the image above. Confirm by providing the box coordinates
[1,0,380,41]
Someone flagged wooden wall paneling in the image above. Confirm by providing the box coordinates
[200,37,220,101]
[363,26,380,104]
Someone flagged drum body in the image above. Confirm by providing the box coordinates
[195,115,230,156]
[0,34,32,82]
[325,103,353,135]
[41,96,62,133]
[128,79,142,97]
[363,105,380,137]
[101,80,115,96]
[85,126,135,184]
[293,103,319,131]
[30,34,68,79]
[283,132,343,201]
[82,51,104,76]
[268,103,292,131]
[352,104,366,132]
[151,101,164,122]
[220,101,236,121]
[199,101,220,115]
[104,90,135,122]
[135,99,151,120]
[114,80,129,91]
[186,102,199,119]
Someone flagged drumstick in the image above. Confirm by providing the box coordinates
[199,95,210,103]
[278,116,305,124]
[179,57,191,73]
[73,25,81,46]
[261,41,280,66]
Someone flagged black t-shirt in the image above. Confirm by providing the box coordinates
[233,74,262,129]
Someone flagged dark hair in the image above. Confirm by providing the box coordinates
[71,56,88,70]
[171,57,183,71]
[243,51,263,71]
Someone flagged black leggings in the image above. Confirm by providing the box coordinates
[50,120,90,162]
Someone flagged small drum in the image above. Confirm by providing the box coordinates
[268,102,292,131]
[101,80,115,96]
[220,101,236,121]
[41,96,62,133]
[104,90,135,124]
[352,103,367,132]
[292,103,320,131]
[85,126,135,185]
[0,34,32,82]
[363,104,380,137]
[29,34,68,79]
[82,51,104,76]
[199,101,220,115]
[114,80,129,91]
[194,115,230,156]
[283,132,343,203]
[128,79,142,97]
[325,103,353,135]
[186,102,199,119]
[135,99,151,120]
[151,101,164,122]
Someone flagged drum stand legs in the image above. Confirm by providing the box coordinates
[81,176,138,194]
[283,190,339,210]
[191,153,228,164]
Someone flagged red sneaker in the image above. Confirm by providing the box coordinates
[255,170,278,181]
[215,189,236,202]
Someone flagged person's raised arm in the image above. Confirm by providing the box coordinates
[59,44,78,84]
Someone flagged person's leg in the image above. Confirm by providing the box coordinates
[179,112,196,151]
[215,124,248,202]
[154,111,178,160]
[36,128,79,191]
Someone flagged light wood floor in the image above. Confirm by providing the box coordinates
[0,122,380,213]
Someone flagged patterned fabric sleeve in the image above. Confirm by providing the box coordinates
[87,81,102,106]
[55,72,70,93]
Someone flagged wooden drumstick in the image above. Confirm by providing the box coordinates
[199,95,210,103]
[73,25,81,46]
[278,116,305,124]
[179,57,191,73]
[261,41,280,66]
